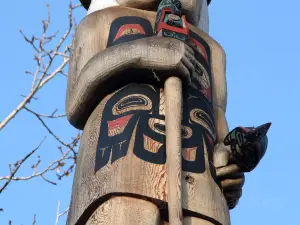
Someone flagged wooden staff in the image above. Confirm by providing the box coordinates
[164,76,183,225]
[154,1,189,224]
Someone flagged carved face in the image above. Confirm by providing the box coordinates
[87,0,209,32]
[94,83,216,175]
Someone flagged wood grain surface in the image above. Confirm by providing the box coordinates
[165,77,183,225]
[66,5,230,225]
[86,196,161,225]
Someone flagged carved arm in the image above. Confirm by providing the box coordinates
[66,36,195,129]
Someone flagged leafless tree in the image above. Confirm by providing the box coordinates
[0,2,82,224]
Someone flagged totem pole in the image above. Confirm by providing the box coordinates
[65,0,270,224]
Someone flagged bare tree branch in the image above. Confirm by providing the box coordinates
[0,134,79,185]
[0,2,83,224]
[0,138,46,194]
[0,2,80,131]
[24,107,74,149]
[24,107,66,119]
[0,1,82,192]
[32,214,37,225]
[24,106,78,161]
[55,201,69,225]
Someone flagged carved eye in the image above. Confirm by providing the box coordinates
[181,126,193,139]
[148,118,166,135]
[190,108,216,140]
[112,94,152,115]
[148,118,192,139]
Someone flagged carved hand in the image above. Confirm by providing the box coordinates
[213,142,245,209]
[136,36,197,83]
[66,36,198,129]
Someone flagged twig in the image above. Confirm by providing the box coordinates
[24,108,66,119]
[24,106,78,158]
[24,107,70,146]
[0,134,80,185]
[0,134,79,184]
[32,214,37,225]
[0,138,46,194]
[55,201,69,225]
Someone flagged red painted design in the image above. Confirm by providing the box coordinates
[107,114,133,136]
[156,8,189,37]
[143,134,163,153]
[114,24,146,41]
[189,38,209,62]
[162,164,167,201]
[182,147,197,161]
[200,88,211,101]
[206,134,214,147]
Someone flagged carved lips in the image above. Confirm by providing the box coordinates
[114,24,146,42]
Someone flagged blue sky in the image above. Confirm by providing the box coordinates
[0,0,299,224]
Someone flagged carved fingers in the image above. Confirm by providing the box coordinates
[224,187,243,209]
[138,36,197,84]
[217,164,245,209]
[214,142,245,209]
[165,37,197,84]
[172,42,197,84]
[218,166,245,209]
[181,44,197,82]
[216,164,240,178]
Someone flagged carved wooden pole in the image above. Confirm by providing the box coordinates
[65,0,270,224]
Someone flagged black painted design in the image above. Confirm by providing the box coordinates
[96,28,217,177]
[182,87,214,173]
[95,84,216,176]
[188,30,213,102]
[95,84,165,172]
[189,30,211,68]
[107,16,153,47]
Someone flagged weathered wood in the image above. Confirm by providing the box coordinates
[86,0,209,32]
[86,196,161,225]
[64,0,247,224]
[164,77,183,225]
[85,197,218,225]
[87,0,118,15]
[183,217,215,225]
[66,8,230,223]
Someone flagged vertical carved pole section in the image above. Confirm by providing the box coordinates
[164,76,183,225]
